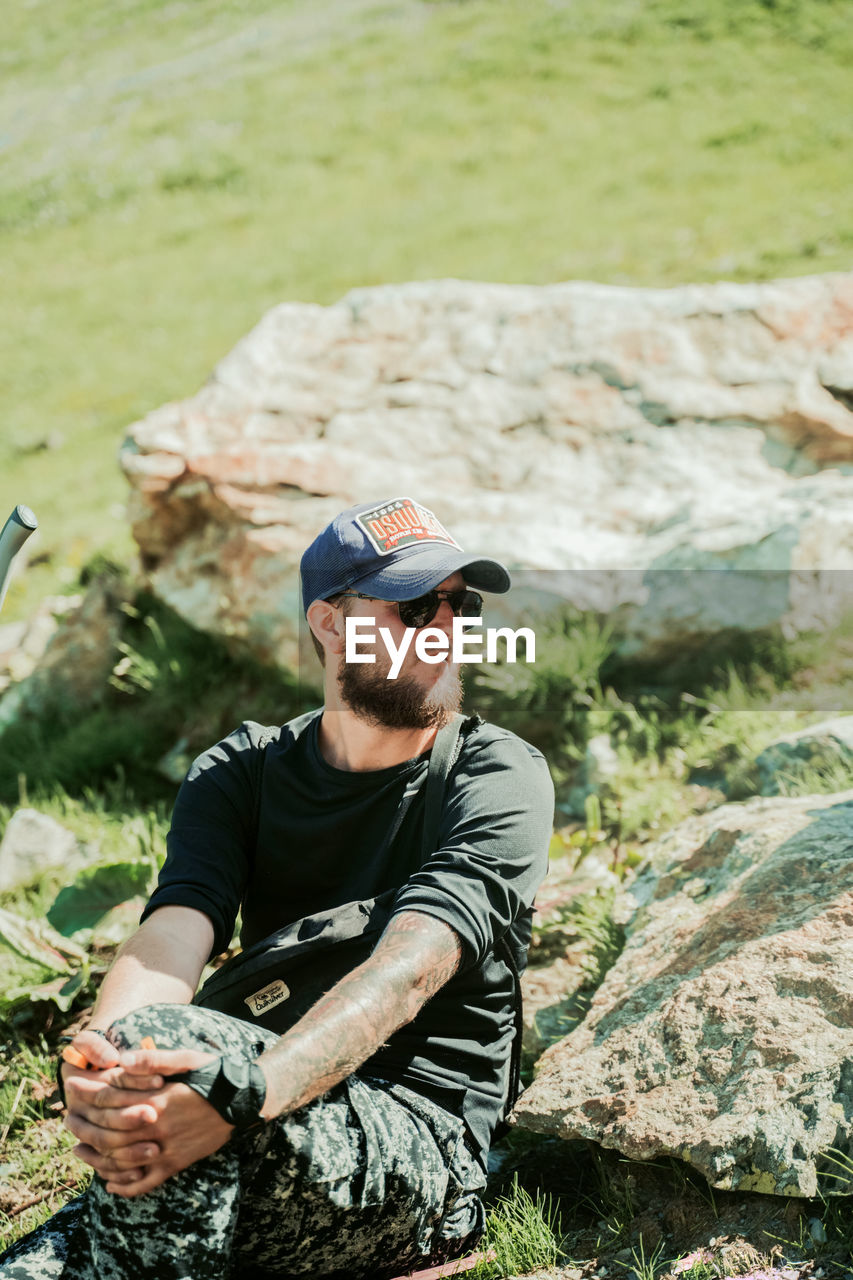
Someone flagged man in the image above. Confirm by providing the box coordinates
[0,496,554,1280]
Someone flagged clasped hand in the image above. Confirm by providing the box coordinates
[61,1031,235,1198]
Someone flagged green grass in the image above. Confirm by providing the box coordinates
[471,1174,564,1278]
[549,888,627,991]
[0,785,169,914]
[0,1040,88,1251]
[1,0,852,619]
[0,581,315,805]
[475,600,853,847]
[616,1234,668,1280]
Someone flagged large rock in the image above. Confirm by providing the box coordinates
[512,790,853,1197]
[0,594,82,697]
[0,576,127,731]
[119,274,853,667]
[0,809,82,893]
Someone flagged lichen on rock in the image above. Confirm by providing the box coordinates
[512,790,853,1197]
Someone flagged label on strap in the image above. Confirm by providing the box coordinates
[244,979,290,1017]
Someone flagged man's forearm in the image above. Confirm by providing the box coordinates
[87,942,193,1031]
[87,907,214,1032]
[258,910,462,1120]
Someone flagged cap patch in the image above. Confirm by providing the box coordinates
[355,497,462,556]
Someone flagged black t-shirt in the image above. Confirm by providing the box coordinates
[141,709,554,1166]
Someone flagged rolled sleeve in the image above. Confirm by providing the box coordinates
[390,727,554,967]
[140,722,260,957]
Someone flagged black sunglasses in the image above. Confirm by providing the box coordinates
[335,588,483,630]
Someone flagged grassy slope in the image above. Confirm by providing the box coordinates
[1,0,852,617]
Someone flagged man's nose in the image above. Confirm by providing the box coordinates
[431,598,456,632]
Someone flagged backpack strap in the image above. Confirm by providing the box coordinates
[420,712,467,860]
[496,932,524,1130]
[364,713,469,876]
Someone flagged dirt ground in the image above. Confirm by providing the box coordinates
[487,1133,850,1278]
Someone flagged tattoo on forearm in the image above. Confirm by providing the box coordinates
[258,911,462,1117]
[371,911,462,1006]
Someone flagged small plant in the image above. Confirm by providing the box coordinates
[555,888,626,990]
[816,1192,853,1275]
[471,1174,563,1278]
[672,1249,716,1278]
[0,907,96,1022]
[774,758,853,798]
[0,1042,88,1250]
[817,1145,853,1193]
[614,1233,667,1280]
[108,610,176,696]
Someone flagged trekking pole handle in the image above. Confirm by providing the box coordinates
[0,505,38,615]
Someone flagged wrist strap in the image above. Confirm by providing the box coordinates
[173,1055,267,1129]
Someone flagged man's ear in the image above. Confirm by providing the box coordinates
[306,599,346,658]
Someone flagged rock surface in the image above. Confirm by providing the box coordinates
[0,808,81,893]
[512,790,853,1197]
[0,594,82,697]
[119,273,853,666]
[0,576,127,731]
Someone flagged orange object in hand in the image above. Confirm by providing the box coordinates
[139,1037,157,1050]
[61,1045,89,1069]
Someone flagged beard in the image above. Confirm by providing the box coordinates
[337,657,463,730]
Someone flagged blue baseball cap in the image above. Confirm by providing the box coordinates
[300,497,511,613]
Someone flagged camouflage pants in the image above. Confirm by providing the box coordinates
[0,1004,486,1280]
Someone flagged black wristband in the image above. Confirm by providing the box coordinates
[172,1056,267,1129]
[55,1054,67,1108]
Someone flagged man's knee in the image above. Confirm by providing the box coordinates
[105,1003,279,1056]
[105,1002,206,1052]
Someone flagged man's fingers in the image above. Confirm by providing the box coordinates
[72,1144,151,1182]
[103,1168,148,1186]
[119,1048,216,1075]
[88,1083,161,1116]
[59,1055,124,1099]
[100,1138,161,1165]
[64,1110,158,1152]
[105,1165,169,1198]
[68,1095,158,1129]
[107,1070,165,1092]
[74,1063,164,1091]
[79,1137,161,1166]
[67,1032,121,1071]
[65,1075,160,1119]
